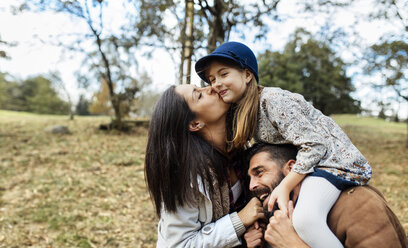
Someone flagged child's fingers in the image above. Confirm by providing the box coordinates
[278,200,288,216]
[288,200,294,221]
[268,195,277,212]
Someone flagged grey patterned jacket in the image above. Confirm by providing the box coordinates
[255,87,372,185]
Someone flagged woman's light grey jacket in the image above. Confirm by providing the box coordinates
[156,178,245,248]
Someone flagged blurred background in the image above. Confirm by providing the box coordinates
[0,0,407,247]
[0,0,407,123]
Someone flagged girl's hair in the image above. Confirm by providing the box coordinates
[145,86,228,217]
[227,78,261,152]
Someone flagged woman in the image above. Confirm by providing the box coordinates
[145,85,264,247]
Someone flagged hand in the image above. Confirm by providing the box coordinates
[238,197,265,227]
[244,221,264,248]
[291,184,301,204]
[264,201,309,248]
[267,183,290,216]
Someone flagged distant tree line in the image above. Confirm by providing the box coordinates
[0,72,159,117]
[258,29,361,116]
[0,73,70,115]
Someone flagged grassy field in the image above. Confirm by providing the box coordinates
[0,110,407,247]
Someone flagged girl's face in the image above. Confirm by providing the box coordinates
[206,61,252,103]
[175,84,230,124]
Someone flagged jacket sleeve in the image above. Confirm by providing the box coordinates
[157,198,242,248]
[262,91,328,174]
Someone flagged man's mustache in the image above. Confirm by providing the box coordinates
[251,187,271,200]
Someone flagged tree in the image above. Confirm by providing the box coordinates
[194,0,280,52]
[75,94,91,115]
[0,34,15,60]
[23,76,70,114]
[0,75,70,114]
[137,0,281,84]
[258,29,361,115]
[0,73,14,109]
[18,0,161,129]
[365,41,407,102]
[89,78,113,115]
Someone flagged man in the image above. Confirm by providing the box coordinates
[244,143,407,248]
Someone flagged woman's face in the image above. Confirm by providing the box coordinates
[206,61,252,103]
[175,84,230,124]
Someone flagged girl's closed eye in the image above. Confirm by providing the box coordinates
[198,92,202,99]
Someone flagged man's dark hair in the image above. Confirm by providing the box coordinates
[246,143,298,168]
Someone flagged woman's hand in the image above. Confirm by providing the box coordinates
[264,201,309,248]
[244,221,265,248]
[238,197,264,227]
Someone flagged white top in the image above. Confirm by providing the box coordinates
[231,180,242,204]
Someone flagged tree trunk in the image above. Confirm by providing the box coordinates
[207,0,226,53]
[178,1,187,85]
[184,0,194,84]
[112,97,122,130]
[406,109,408,148]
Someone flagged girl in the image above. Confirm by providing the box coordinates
[195,41,372,248]
[145,85,265,247]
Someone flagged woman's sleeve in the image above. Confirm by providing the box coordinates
[263,92,329,174]
[157,201,243,248]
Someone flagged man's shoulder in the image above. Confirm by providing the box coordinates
[328,185,407,248]
[336,185,386,205]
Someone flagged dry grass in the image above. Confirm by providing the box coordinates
[0,111,406,247]
[0,111,156,248]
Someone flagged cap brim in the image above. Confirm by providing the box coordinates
[195,53,242,83]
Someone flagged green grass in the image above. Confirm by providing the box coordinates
[0,111,407,247]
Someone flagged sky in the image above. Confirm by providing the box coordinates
[0,0,406,118]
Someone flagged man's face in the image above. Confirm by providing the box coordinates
[248,151,285,202]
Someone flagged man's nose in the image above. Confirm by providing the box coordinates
[249,178,258,191]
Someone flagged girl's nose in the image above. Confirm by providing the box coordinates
[212,78,221,88]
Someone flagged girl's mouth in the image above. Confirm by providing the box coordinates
[219,89,227,96]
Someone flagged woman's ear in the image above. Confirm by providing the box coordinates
[282,160,296,176]
[245,69,253,84]
[189,121,205,132]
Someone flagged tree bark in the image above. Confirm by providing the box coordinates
[184,0,194,84]
[207,0,226,52]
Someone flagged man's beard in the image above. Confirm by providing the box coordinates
[251,171,286,223]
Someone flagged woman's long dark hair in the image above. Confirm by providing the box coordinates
[145,86,228,217]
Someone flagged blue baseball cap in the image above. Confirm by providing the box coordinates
[195,41,259,83]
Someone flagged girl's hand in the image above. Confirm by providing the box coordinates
[238,197,265,227]
[267,183,290,216]
[268,171,306,215]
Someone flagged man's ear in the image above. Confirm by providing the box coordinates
[189,120,205,132]
[282,160,296,176]
[245,69,253,84]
